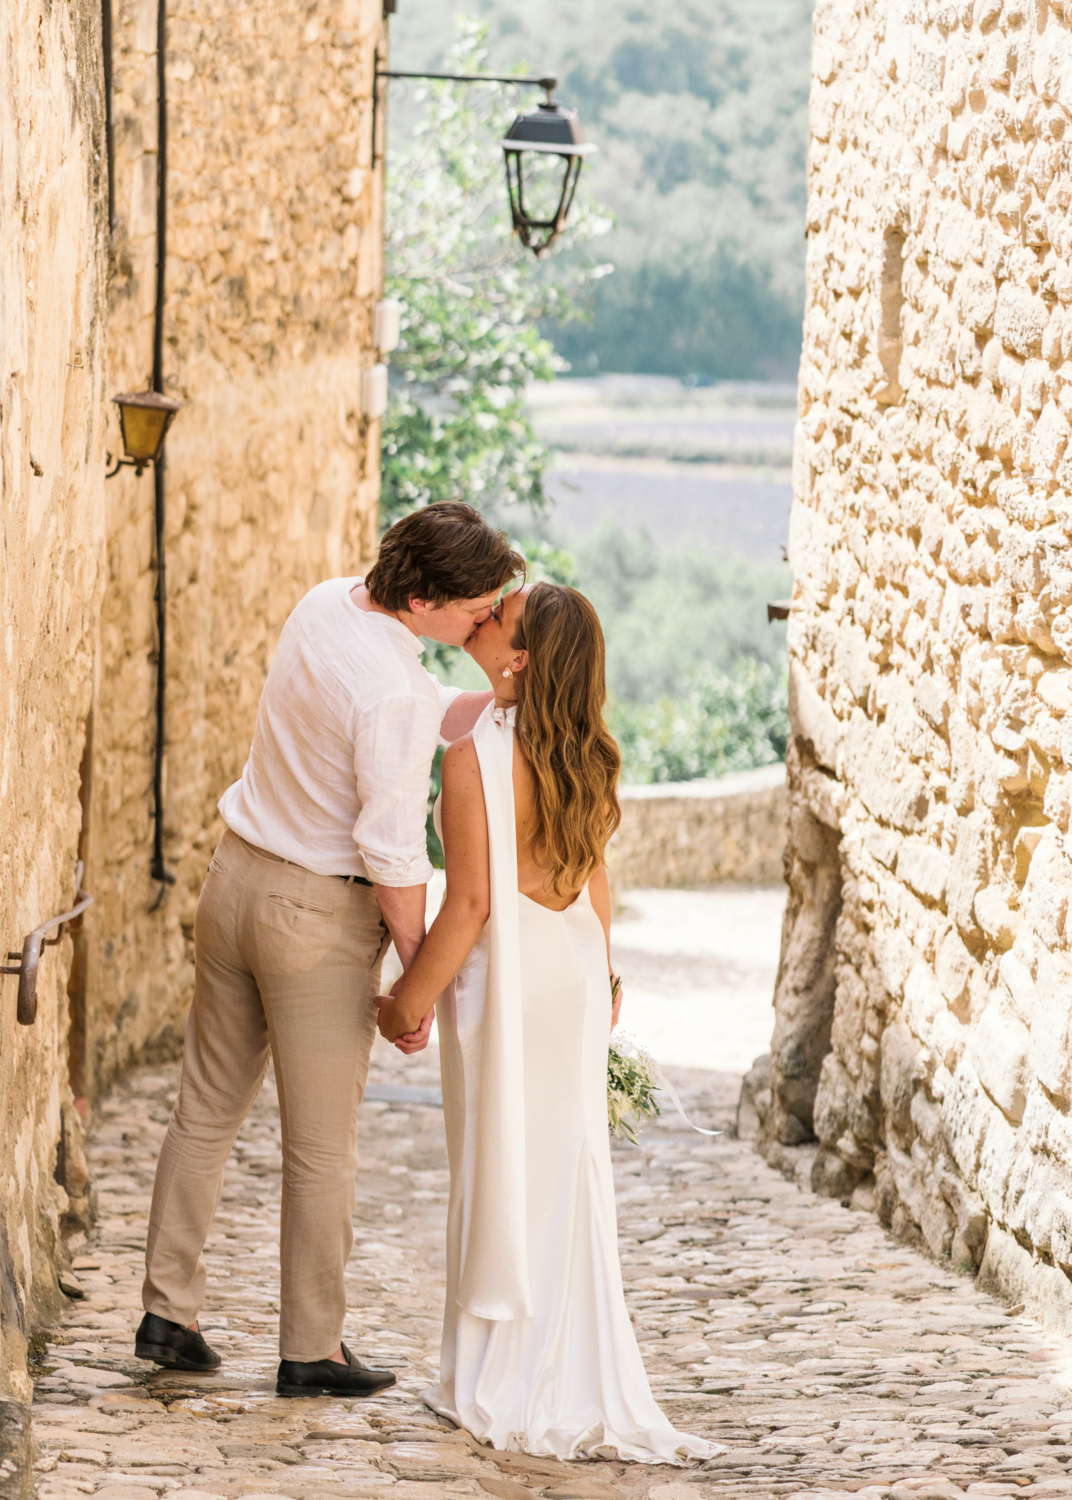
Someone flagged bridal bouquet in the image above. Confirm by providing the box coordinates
[607,1033,661,1144]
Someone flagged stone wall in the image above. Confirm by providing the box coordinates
[0,0,386,1401]
[612,765,787,889]
[0,0,108,1400]
[82,0,385,1098]
[772,0,1072,1328]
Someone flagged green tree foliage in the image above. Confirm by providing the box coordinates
[388,0,812,379]
[571,522,791,784]
[572,521,789,703]
[611,659,789,785]
[547,252,801,381]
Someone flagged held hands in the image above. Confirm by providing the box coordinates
[374,991,435,1054]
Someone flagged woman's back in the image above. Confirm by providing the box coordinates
[512,739,587,911]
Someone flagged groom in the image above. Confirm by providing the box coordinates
[134,502,521,1396]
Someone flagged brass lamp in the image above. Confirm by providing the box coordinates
[106,390,183,477]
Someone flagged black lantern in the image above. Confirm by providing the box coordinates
[502,92,594,257]
[372,59,595,257]
[106,390,182,477]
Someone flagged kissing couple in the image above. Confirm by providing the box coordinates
[134,502,711,1463]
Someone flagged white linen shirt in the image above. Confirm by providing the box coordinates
[218,577,460,885]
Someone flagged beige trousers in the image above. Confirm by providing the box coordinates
[142,829,388,1360]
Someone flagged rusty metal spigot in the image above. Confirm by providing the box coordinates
[3,861,95,1025]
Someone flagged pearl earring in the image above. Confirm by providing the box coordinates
[502,668,513,679]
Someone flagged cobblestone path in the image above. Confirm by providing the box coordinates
[32,1042,1072,1500]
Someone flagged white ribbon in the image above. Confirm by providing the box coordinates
[652,1063,722,1137]
[612,1031,722,1140]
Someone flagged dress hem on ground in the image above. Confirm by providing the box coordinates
[420,1381,719,1464]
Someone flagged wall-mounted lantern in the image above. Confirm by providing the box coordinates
[502,93,593,256]
[372,61,594,257]
[106,391,182,478]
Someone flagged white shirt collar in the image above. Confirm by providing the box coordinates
[345,578,425,656]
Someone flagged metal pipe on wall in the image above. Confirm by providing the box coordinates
[102,0,116,230]
[150,0,174,893]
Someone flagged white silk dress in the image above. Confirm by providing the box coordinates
[422,705,714,1463]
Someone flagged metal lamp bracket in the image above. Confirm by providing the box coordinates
[105,453,152,479]
[370,53,559,168]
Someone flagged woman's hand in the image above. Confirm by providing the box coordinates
[610,974,623,1031]
[374,995,434,1054]
[374,992,434,1049]
[393,1009,435,1055]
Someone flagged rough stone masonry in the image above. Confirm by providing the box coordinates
[1,0,387,1402]
[767,0,1072,1330]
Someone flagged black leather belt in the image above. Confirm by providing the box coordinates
[238,835,373,887]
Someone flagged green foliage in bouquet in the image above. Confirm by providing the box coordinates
[607,1034,661,1145]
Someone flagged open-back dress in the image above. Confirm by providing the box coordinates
[422,704,715,1463]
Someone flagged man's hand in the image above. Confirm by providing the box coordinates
[373,993,404,1042]
[374,994,435,1052]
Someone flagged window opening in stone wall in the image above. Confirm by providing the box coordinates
[875,226,906,406]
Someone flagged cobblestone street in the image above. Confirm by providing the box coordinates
[31,1038,1072,1500]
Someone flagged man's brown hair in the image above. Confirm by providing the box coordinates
[366,502,525,612]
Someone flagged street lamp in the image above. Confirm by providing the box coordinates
[373,61,594,256]
[501,94,592,256]
[106,390,183,477]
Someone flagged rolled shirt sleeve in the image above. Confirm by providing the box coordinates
[352,694,440,887]
[435,679,464,747]
[436,679,463,720]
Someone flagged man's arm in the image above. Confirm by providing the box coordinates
[375,737,490,1041]
[373,882,432,1054]
[440,689,493,742]
[352,696,438,893]
[351,696,441,1052]
[372,883,426,972]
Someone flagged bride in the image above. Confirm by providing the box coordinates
[374,581,713,1463]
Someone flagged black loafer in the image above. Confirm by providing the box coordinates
[134,1311,221,1372]
[277,1340,396,1397]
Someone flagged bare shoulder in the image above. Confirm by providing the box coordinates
[441,734,487,835]
[442,734,481,785]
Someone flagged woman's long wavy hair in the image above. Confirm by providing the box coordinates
[512,582,621,896]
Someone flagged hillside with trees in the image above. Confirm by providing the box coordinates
[388,0,813,379]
